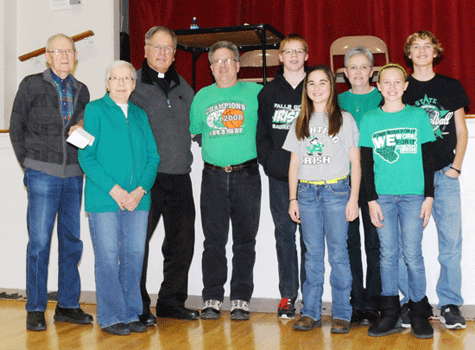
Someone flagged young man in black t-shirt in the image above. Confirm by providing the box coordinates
[257,34,309,319]
[402,30,470,330]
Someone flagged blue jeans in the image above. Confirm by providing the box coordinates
[433,164,463,308]
[396,164,463,307]
[268,177,306,299]
[298,178,352,322]
[377,195,426,303]
[398,232,409,305]
[23,168,83,312]
[347,184,381,311]
[88,210,148,328]
[200,163,261,302]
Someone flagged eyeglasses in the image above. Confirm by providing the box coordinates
[109,76,134,83]
[147,44,174,54]
[212,58,236,66]
[347,65,372,71]
[47,49,76,56]
[282,49,306,56]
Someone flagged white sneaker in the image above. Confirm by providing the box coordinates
[201,299,222,319]
[231,300,250,320]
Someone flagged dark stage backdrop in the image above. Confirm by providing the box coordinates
[129,0,474,109]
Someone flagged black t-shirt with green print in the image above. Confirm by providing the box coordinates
[403,74,470,171]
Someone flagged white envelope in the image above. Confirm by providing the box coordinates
[67,128,95,149]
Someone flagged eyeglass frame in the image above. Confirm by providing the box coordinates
[108,76,135,83]
[146,43,175,55]
[281,49,307,56]
[211,58,237,66]
[46,49,76,56]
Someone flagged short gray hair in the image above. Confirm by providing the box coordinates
[46,33,76,51]
[208,41,240,65]
[105,60,137,84]
[344,46,374,68]
[145,26,177,48]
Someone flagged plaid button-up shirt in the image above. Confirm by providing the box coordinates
[51,71,74,125]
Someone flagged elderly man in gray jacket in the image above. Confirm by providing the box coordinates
[9,33,93,331]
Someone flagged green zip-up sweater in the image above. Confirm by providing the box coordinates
[79,94,160,213]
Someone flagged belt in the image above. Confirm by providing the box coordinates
[204,158,257,173]
[300,175,348,185]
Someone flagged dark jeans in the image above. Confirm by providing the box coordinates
[268,177,306,299]
[140,173,195,310]
[201,163,261,302]
[347,185,381,311]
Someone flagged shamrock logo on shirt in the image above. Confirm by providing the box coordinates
[306,136,324,155]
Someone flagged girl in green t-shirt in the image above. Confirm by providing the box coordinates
[359,64,435,339]
[285,65,361,334]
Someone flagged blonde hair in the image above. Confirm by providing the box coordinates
[377,63,407,82]
[404,31,443,60]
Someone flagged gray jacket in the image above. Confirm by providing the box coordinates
[130,62,194,174]
[9,69,90,178]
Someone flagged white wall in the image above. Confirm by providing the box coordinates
[1,0,119,129]
[2,0,16,130]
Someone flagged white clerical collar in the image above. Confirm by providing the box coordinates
[158,72,165,78]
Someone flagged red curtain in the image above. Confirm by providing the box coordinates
[130,0,474,109]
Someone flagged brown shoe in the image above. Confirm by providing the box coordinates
[292,315,322,331]
[331,319,350,334]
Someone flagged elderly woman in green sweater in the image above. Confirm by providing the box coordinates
[338,47,383,325]
[79,60,159,336]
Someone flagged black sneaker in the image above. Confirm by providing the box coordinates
[440,305,466,330]
[277,298,296,319]
[400,303,410,328]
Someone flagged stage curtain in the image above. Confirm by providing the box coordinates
[129,0,474,108]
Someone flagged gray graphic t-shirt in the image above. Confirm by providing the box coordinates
[283,111,359,181]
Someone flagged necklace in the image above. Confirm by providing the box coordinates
[351,87,373,113]
[354,94,368,112]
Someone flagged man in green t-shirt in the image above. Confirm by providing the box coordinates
[190,41,263,321]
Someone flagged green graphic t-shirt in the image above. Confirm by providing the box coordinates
[190,81,263,167]
[359,105,435,195]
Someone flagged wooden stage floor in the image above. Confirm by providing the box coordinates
[1,299,473,349]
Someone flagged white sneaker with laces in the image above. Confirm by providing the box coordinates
[201,299,222,319]
[230,300,250,320]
